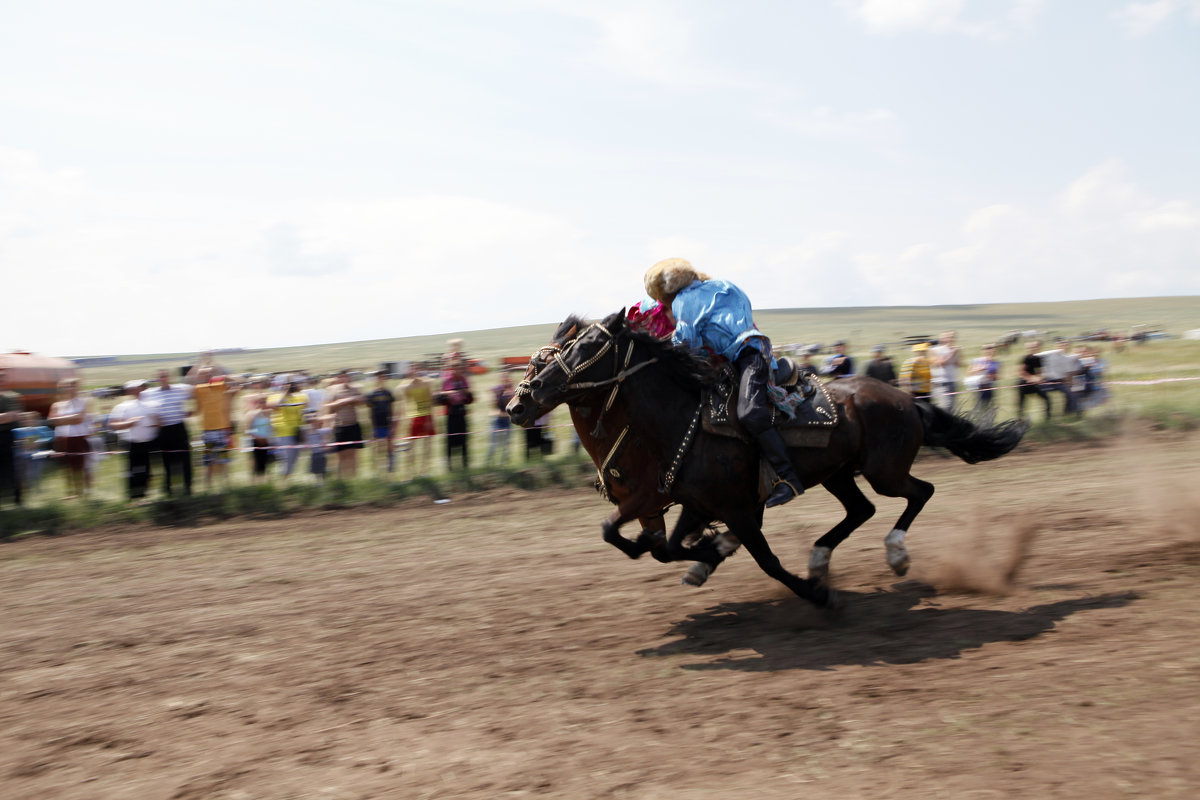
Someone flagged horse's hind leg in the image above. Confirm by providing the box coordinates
[808,467,876,583]
[680,528,742,587]
[862,472,935,576]
[661,507,736,587]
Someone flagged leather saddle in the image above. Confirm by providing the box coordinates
[701,358,839,448]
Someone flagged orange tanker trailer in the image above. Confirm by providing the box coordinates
[0,351,79,418]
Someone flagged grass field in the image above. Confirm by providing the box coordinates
[73,294,1199,387]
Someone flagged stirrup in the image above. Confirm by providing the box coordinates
[765,479,801,508]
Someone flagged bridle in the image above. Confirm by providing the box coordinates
[514,322,659,424]
[514,320,699,497]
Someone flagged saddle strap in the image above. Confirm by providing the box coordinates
[661,403,703,494]
[595,425,630,502]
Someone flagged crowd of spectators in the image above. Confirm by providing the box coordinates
[809,331,1110,423]
[0,339,564,507]
[0,331,1118,509]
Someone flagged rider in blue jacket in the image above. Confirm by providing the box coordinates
[644,258,803,508]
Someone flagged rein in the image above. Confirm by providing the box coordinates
[517,320,699,497]
[515,322,658,438]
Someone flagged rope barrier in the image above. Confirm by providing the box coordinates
[16,371,1197,461]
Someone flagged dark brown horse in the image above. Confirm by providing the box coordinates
[515,317,740,583]
[507,311,1025,609]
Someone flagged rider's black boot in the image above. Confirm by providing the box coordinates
[756,429,804,508]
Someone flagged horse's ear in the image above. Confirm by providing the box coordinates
[602,309,626,334]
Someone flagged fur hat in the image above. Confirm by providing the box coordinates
[644,258,711,302]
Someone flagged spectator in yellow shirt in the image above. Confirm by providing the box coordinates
[900,342,933,400]
[193,366,239,490]
[401,365,435,477]
[267,377,307,479]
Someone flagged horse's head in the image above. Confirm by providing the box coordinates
[506,310,627,426]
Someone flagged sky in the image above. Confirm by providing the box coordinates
[2,0,1199,356]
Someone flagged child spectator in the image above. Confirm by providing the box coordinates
[243,395,275,483]
[13,412,53,493]
[487,370,515,467]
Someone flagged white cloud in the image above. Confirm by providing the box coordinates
[841,0,1045,38]
[757,104,900,144]
[4,140,1197,358]
[709,161,1200,310]
[0,144,619,355]
[1112,0,1200,35]
[541,0,749,89]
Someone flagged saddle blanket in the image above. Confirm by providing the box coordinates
[701,367,838,448]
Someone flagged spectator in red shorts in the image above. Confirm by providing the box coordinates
[402,365,436,477]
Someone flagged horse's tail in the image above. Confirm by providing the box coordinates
[915,402,1026,464]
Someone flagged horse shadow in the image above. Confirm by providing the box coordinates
[637,583,1139,672]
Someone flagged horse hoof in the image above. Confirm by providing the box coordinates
[808,546,832,582]
[682,562,712,587]
[884,529,910,577]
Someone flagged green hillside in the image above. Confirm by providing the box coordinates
[73,295,1200,388]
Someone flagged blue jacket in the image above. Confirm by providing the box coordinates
[670,279,769,362]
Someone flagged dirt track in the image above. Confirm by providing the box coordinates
[2,433,1199,799]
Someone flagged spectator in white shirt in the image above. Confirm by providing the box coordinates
[144,369,194,496]
[108,379,160,501]
[930,330,962,413]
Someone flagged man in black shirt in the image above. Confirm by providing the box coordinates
[824,340,855,379]
[1017,340,1051,420]
[365,371,397,473]
[864,345,898,386]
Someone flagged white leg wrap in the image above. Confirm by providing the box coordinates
[714,532,741,558]
[808,546,832,581]
[682,562,713,587]
[884,528,910,576]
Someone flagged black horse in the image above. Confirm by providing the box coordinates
[507,311,1025,609]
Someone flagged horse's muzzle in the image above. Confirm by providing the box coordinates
[505,394,540,428]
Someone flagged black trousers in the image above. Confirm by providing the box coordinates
[1017,384,1051,418]
[156,422,193,495]
[0,430,21,506]
[445,410,468,469]
[127,440,153,499]
[735,349,774,437]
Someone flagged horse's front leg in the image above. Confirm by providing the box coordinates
[727,509,836,608]
[601,505,664,559]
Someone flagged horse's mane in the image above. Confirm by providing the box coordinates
[555,313,718,391]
